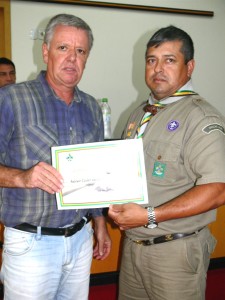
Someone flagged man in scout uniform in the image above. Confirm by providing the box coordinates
[108,25,225,300]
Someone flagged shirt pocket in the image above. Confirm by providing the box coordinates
[24,123,58,162]
[146,140,181,184]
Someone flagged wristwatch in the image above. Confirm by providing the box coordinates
[144,206,158,229]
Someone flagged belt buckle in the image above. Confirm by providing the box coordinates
[164,234,174,242]
[143,240,153,246]
[64,215,89,238]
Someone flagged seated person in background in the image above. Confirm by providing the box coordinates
[0,57,16,87]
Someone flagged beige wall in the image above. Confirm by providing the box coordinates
[11,0,225,138]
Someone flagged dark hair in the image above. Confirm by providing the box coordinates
[0,57,16,70]
[146,25,194,64]
[44,14,94,51]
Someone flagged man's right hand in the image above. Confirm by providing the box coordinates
[21,162,64,194]
[0,162,63,194]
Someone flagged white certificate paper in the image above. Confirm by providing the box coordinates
[51,139,148,210]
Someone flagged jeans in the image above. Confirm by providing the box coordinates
[1,223,93,300]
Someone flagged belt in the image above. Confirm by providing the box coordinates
[131,228,204,246]
[13,214,92,237]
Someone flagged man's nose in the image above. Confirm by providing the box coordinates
[67,50,77,61]
[154,61,163,73]
[6,74,14,82]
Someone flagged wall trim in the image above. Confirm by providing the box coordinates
[27,0,214,17]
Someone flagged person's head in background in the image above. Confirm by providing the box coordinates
[0,57,16,87]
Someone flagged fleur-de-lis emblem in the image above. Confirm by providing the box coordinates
[66,153,73,162]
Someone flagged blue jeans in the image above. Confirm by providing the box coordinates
[1,223,93,300]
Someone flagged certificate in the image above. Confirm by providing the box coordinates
[51,139,148,210]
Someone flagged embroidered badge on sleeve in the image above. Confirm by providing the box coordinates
[202,123,225,135]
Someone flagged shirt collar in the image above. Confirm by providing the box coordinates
[37,70,82,103]
[149,80,194,105]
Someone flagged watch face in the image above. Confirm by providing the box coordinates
[147,223,158,229]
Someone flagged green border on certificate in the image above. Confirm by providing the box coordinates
[51,139,148,210]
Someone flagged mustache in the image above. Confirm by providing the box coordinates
[152,74,167,81]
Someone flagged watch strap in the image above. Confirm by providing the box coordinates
[144,206,157,228]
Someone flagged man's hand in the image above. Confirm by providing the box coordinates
[93,216,111,260]
[0,162,63,193]
[108,203,147,230]
[109,183,225,228]
[17,162,64,194]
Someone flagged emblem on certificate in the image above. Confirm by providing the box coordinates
[51,139,148,210]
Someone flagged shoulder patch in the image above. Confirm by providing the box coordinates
[202,123,225,135]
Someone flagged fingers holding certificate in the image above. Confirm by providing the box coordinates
[51,139,148,209]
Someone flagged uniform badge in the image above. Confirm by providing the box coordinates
[167,120,179,131]
[152,162,166,178]
[126,123,136,138]
[202,123,225,135]
[128,123,135,130]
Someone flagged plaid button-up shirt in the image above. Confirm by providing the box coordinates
[0,71,104,227]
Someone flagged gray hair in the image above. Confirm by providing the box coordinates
[44,14,94,50]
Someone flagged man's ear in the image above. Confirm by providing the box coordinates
[42,43,49,64]
[187,59,195,78]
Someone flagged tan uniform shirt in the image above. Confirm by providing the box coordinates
[123,95,225,239]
